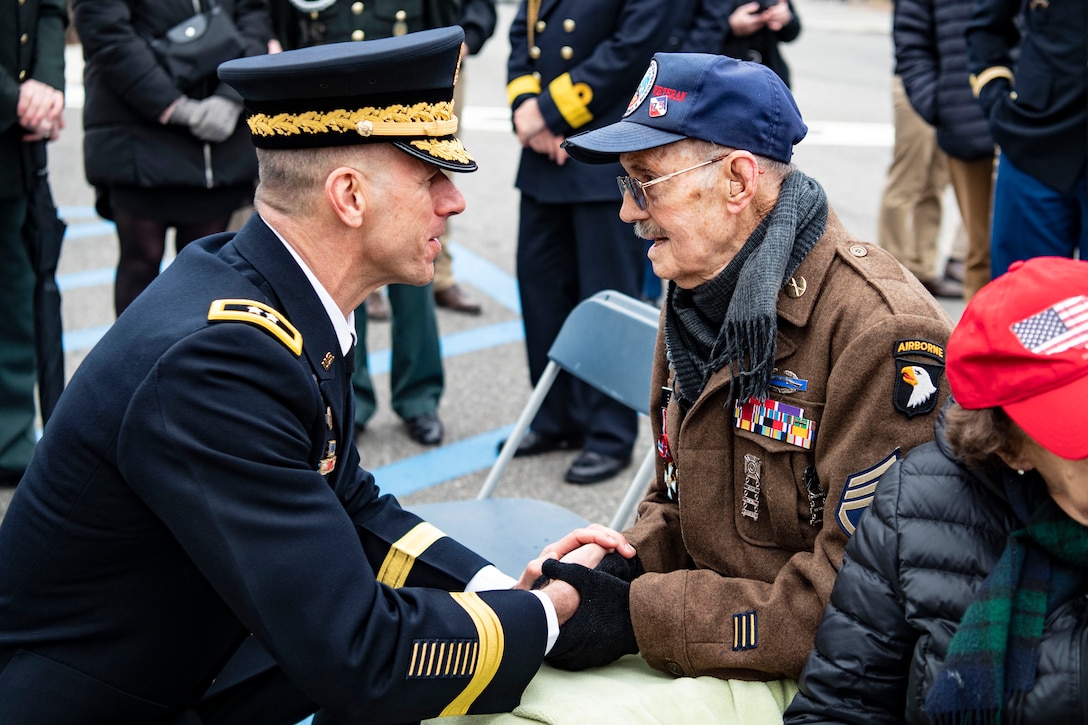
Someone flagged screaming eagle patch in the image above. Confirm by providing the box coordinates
[892,339,945,417]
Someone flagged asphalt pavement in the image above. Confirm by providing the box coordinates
[1,0,966,534]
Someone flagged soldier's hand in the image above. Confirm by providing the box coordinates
[513,97,547,145]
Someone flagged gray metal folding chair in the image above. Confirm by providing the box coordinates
[409,290,661,575]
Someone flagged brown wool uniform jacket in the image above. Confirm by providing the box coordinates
[625,210,954,682]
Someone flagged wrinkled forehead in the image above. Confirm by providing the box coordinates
[619,139,697,173]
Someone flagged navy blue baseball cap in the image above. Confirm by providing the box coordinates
[563,53,807,165]
[218,26,476,172]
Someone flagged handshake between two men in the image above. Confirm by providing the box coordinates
[514,525,644,670]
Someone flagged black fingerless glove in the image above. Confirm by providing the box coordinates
[541,559,638,671]
[595,551,644,582]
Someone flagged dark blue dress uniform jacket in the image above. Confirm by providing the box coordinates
[506,0,677,203]
[0,215,546,724]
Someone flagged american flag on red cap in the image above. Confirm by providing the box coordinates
[1011,295,1088,355]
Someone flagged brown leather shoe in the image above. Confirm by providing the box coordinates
[365,290,390,321]
[920,275,965,299]
[434,284,482,315]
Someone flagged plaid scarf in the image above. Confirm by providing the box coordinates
[664,169,827,408]
[924,474,1088,723]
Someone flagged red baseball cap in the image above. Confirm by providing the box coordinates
[947,256,1088,460]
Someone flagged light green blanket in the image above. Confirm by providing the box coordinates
[426,655,797,724]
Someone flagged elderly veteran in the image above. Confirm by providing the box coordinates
[521,52,956,684]
[0,28,620,725]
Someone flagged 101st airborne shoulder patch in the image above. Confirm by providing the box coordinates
[892,339,944,418]
[208,299,303,355]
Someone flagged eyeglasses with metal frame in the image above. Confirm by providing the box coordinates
[616,155,729,210]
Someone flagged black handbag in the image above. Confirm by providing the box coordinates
[149,1,246,91]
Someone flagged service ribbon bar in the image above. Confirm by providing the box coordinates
[734,396,816,449]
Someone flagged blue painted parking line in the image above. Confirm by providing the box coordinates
[370,424,514,498]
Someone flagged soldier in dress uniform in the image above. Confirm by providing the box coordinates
[505,0,679,484]
[270,0,498,447]
[0,0,66,488]
[0,28,619,724]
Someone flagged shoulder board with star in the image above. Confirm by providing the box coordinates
[207,299,303,356]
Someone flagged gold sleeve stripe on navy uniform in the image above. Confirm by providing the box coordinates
[969,66,1014,98]
[440,592,505,716]
[407,638,479,679]
[548,73,594,129]
[507,74,542,105]
[207,299,303,356]
[376,522,447,588]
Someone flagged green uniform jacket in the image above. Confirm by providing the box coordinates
[626,210,955,682]
[0,0,66,198]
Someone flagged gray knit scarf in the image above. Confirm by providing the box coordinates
[664,169,828,409]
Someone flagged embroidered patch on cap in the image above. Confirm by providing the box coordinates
[624,59,657,117]
[733,611,758,651]
[1011,295,1088,355]
[836,448,899,536]
[893,339,945,417]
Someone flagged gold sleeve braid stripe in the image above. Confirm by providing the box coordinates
[246,102,459,139]
[440,593,505,716]
[207,299,303,356]
[407,639,479,679]
[507,75,542,105]
[548,73,594,129]
[376,522,447,588]
[969,66,1014,98]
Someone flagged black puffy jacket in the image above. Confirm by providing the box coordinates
[893,0,994,161]
[785,410,1088,724]
[74,0,270,191]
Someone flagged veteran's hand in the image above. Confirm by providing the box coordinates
[514,524,635,590]
[18,80,64,141]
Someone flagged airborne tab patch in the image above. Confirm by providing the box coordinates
[893,339,944,418]
[208,299,303,356]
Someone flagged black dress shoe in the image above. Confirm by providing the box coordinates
[498,431,584,457]
[434,284,482,315]
[944,258,966,284]
[565,451,630,484]
[920,275,965,299]
[406,413,443,446]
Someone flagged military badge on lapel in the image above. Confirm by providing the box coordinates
[893,339,945,417]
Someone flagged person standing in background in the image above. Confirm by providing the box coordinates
[504,0,676,484]
[681,0,800,88]
[967,0,1086,278]
[876,72,964,299]
[74,0,271,317]
[270,0,494,444]
[894,0,995,300]
[0,0,66,488]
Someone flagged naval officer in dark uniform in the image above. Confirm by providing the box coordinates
[0,28,621,724]
[505,0,678,484]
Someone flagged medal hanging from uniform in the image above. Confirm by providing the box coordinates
[319,404,337,475]
[658,387,678,500]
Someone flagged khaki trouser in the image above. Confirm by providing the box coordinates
[877,76,950,280]
[948,154,996,300]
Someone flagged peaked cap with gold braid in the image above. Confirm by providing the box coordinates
[218,26,476,172]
